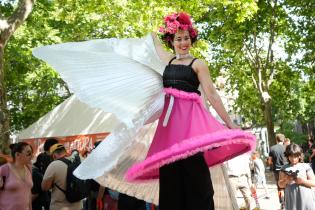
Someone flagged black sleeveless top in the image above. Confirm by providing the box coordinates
[163,57,200,95]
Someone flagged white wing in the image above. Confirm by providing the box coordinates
[33,34,165,126]
[33,34,166,179]
[74,82,164,179]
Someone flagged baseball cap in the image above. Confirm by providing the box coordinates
[49,143,65,154]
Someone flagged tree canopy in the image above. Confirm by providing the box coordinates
[0,0,314,152]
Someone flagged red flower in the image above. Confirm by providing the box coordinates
[177,12,192,26]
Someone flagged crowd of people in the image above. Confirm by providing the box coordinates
[0,138,159,210]
[225,133,315,210]
[1,133,314,210]
[268,134,315,210]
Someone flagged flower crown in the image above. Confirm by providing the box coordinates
[159,12,198,39]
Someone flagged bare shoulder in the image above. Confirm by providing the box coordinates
[192,58,209,73]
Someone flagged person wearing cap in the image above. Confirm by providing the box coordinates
[41,143,82,210]
[43,138,59,153]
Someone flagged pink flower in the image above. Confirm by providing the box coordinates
[166,27,177,34]
[165,21,179,33]
[164,13,178,23]
[159,11,197,37]
[167,21,180,29]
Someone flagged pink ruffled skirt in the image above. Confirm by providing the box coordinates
[126,88,256,181]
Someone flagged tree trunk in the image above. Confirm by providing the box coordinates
[0,46,10,154]
[262,100,276,146]
[0,0,35,153]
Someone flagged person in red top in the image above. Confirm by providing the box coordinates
[0,142,33,210]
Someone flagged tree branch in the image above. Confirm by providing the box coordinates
[265,0,277,71]
[251,74,258,90]
[0,0,35,46]
[267,67,276,87]
[244,43,255,64]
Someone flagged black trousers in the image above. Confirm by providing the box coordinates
[159,153,215,210]
[273,170,284,204]
[118,193,146,210]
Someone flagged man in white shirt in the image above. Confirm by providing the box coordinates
[226,154,254,210]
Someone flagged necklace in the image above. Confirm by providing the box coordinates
[175,53,193,60]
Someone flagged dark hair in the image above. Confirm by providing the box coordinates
[34,152,53,174]
[44,138,59,152]
[284,143,303,163]
[9,142,32,160]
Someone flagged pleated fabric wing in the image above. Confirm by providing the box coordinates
[33,34,166,179]
[33,34,165,126]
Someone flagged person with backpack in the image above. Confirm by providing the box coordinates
[41,143,87,210]
[32,153,51,210]
[32,138,59,210]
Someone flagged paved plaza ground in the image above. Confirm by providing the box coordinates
[235,170,282,210]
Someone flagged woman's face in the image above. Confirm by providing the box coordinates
[172,30,192,55]
[17,145,33,164]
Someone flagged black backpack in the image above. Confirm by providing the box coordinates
[55,157,91,202]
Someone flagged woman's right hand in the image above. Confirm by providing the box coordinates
[226,122,240,129]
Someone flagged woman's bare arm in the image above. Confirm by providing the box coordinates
[296,169,315,188]
[151,32,174,64]
[195,59,237,129]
